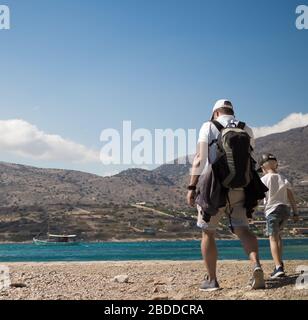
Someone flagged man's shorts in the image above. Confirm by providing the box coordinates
[196,189,249,232]
[266,205,290,236]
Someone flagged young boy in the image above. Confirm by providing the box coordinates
[258,153,299,279]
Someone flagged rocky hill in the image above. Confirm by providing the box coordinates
[255,126,308,183]
[0,126,307,241]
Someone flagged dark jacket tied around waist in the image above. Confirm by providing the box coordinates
[195,161,268,223]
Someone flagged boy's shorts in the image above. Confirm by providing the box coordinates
[266,205,290,236]
[196,189,249,232]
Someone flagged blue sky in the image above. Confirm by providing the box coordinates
[0,0,308,175]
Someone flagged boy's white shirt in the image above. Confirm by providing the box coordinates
[261,172,292,217]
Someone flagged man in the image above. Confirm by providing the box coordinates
[187,99,265,291]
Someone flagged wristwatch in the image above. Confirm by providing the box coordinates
[187,185,197,191]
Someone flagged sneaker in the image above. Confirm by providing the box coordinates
[270,266,285,279]
[251,267,266,290]
[199,277,220,292]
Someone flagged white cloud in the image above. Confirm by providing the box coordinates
[1,114,307,166]
[252,113,308,139]
[0,119,103,163]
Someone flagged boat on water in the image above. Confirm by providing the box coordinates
[33,211,81,245]
[33,233,80,246]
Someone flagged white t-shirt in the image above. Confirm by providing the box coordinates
[198,115,255,164]
[261,173,291,216]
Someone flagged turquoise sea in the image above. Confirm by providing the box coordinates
[0,239,307,262]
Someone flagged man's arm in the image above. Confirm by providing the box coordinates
[186,141,208,206]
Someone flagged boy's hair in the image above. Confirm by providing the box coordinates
[257,153,277,172]
[261,159,278,172]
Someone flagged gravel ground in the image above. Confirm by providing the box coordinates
[0,260,307,300]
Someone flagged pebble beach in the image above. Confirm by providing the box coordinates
[1,260,307,300]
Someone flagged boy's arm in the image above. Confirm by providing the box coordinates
[287,189,299,221]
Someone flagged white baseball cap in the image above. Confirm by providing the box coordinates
[211,99,234,120]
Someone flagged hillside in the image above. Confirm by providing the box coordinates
[0,163,191,242]
[255,126,308,182]
[256,126,308,201]
[0,126,307,241]
[0,163,184,209]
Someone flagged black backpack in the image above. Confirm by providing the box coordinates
[210,120,253,189]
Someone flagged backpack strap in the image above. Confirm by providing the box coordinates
[209,139,217,147]
[209,120,224,147]
[211,120,224,132]
[237,121,246,130]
